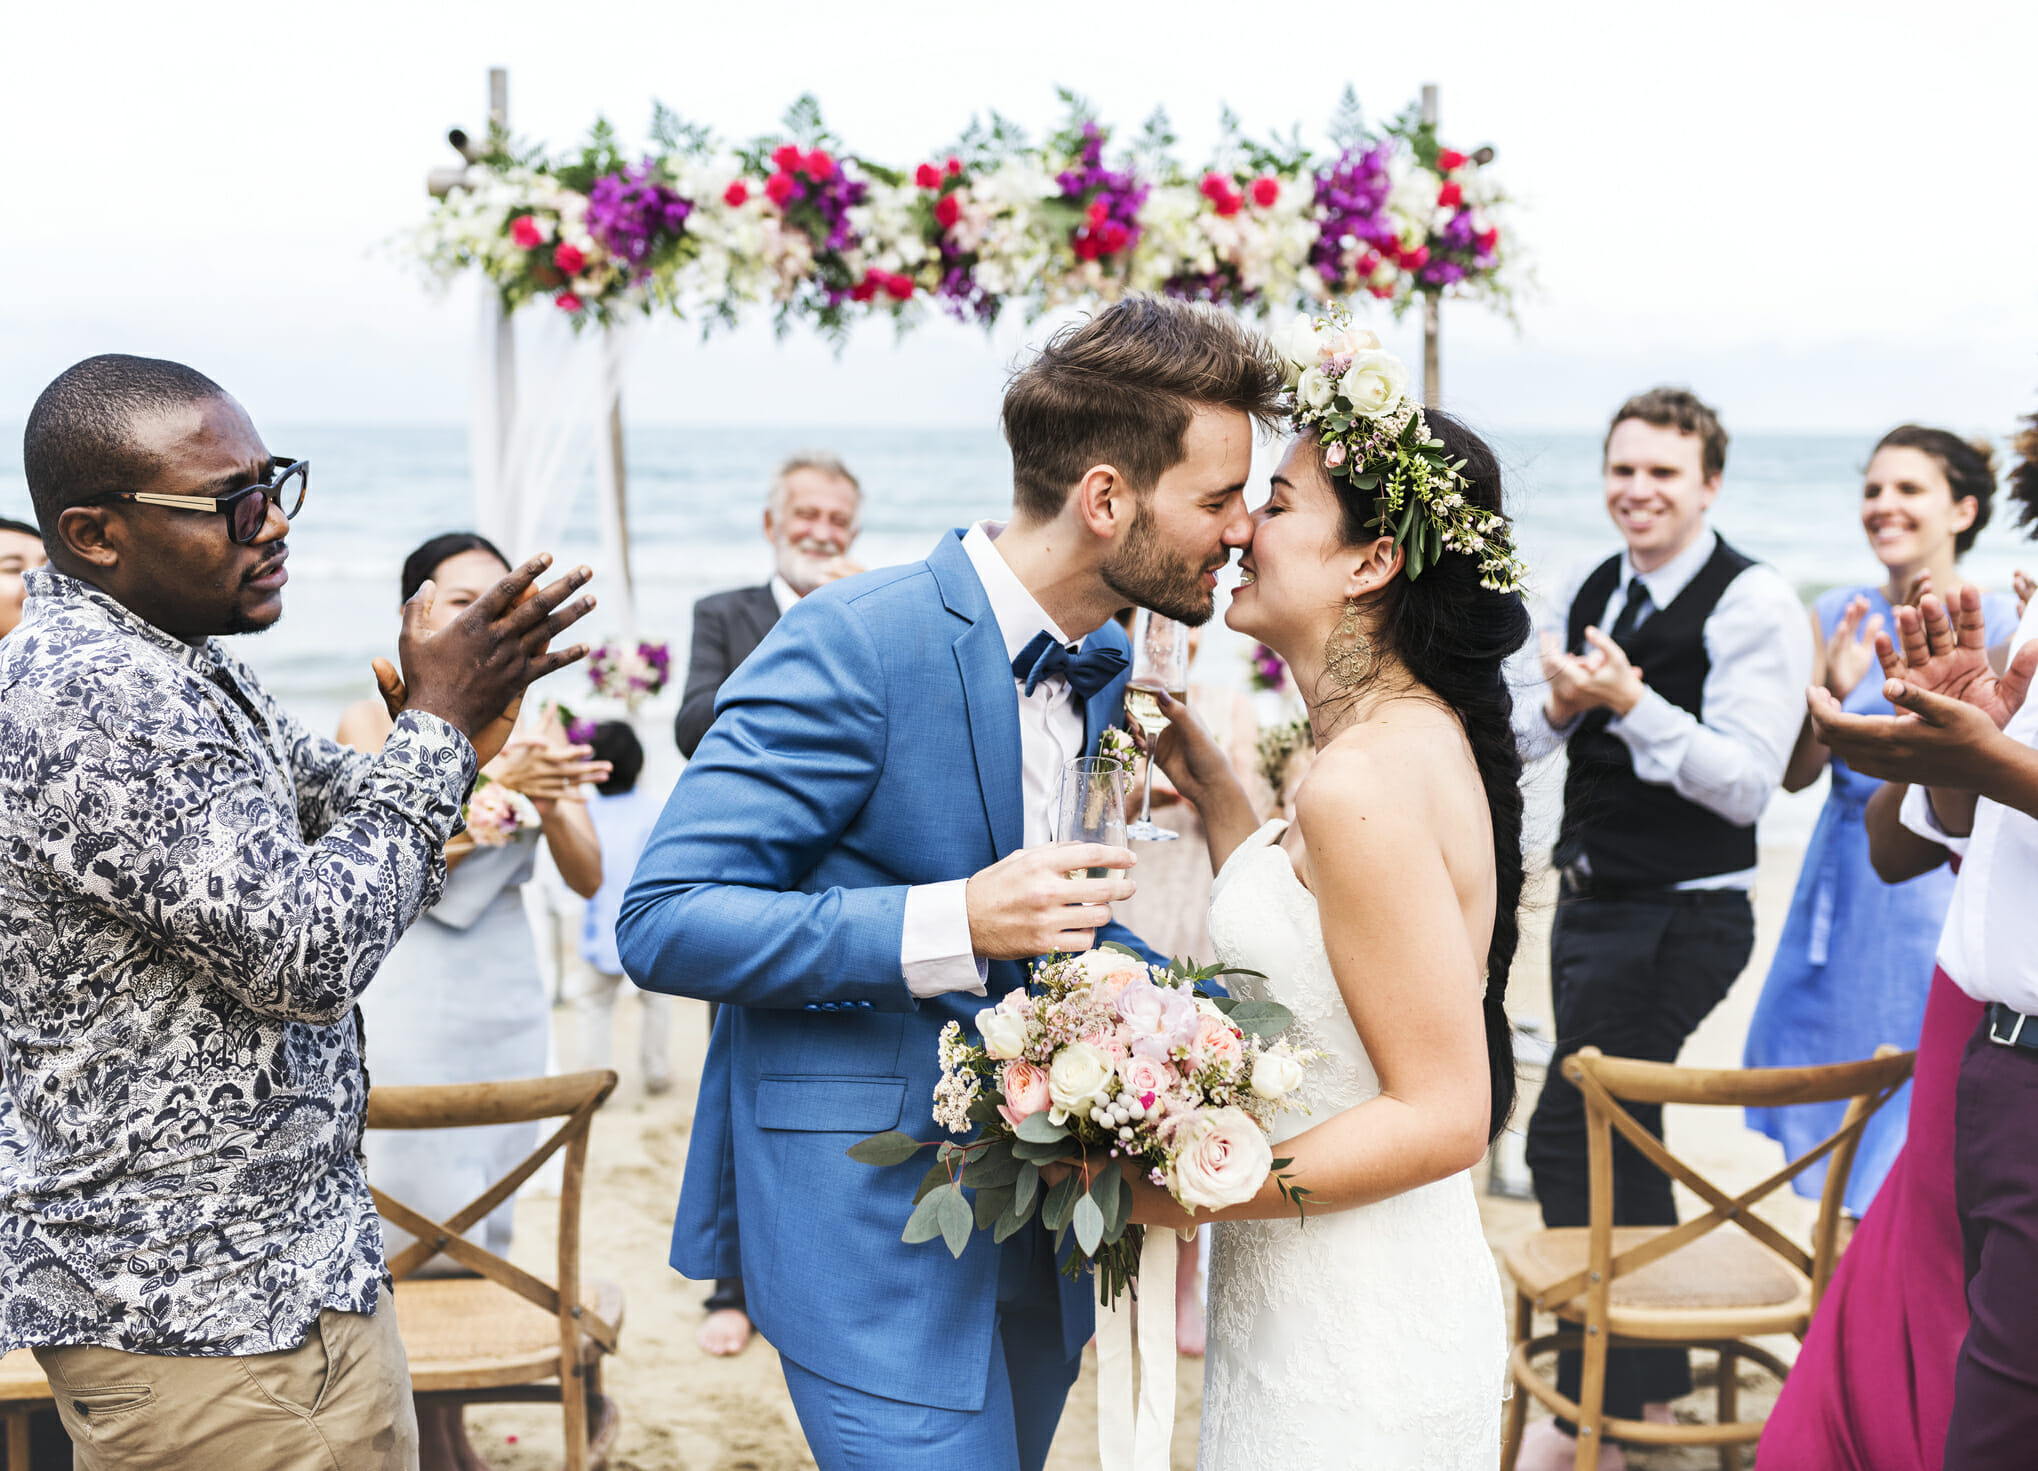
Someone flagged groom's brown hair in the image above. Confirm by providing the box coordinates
[1001,297,1285,523]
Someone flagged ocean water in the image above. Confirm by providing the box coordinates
[2,424,2031,848]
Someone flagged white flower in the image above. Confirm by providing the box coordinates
[976,1006,1028,1061]
[1272,314,1325,375]
[1047,1041,1116,1122]
[1339,349,1410,419]
[1168,1105,1274,1211]
[1249,1050,1306,1099]
[1296,366,1337,412]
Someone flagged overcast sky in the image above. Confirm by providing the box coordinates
[4,0,2033,435]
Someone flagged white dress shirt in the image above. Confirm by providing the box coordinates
[769,574,800,616]
[897,522,1087,998]
[1900,599,2038,1013]
[1512,526,1813,890]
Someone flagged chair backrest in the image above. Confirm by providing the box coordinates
[1557,1045,1915,1319]
[365,1070,621,1360]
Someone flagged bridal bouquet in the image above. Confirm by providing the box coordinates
[462,773,541,847]
[853,947,1312,1304]
[586,639,671,706]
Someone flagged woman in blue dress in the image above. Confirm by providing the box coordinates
[1744,426,2016,1217]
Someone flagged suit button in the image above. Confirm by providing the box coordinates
[803,1004,818,1012]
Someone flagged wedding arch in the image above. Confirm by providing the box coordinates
[411,69,1521,641]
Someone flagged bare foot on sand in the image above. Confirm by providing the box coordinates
[1175,1269,1206,1357]
[1515,1419,1623,1471]
[697,1308,754,1356]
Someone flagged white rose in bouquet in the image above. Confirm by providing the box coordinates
[1249,1049,1306,1100]
[976,1005,1029,1061]
[1296,366,1337,413]
[1339,349,1410,418]
[1169,1104,1274,1211]
[1272,313,1324,377]
[1047,1041,1116,1122]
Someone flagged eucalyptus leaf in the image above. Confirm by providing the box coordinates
[937,1187,974,1258]
[974,1182,1015,1230]
[961,1147,1021,1189]
[847,1131,924,1167]
[1103,1163,1134,1240]
[913,1156,951,1203]
[1100,940,1142,958]
[993,1200,1034,1243]
[901,1188,947,1245]
[1224,999,1296,1037]
[966,1095,1006,1125]
[1205,994,1239,1014]
[1042,1172,1082,1232]
[1015,1113,1070,1145]
[1012,1136,1073,1163]
[1088,1157,1123,1222]
[1073,1193,1105,1256]
[1013,1160,1041,1217]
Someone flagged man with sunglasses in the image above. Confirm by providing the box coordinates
[0,354,598,1471]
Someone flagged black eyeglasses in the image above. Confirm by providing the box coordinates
[97,457,310,545]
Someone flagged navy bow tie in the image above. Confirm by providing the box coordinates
[1012,629,1128,699]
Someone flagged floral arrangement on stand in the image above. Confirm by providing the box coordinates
[586,638,672,708]
[850,947,1312,1303]
[414,88,1517,334]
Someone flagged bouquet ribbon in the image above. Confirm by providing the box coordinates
[1096,1225,1183,1471]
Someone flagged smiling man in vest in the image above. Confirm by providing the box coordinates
[1511,387,1812,1471]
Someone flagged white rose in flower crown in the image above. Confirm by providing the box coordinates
[1047,1041,1116,1122]
[1272,314,1325,376]
[1169,1105,1274,1211]
[1339,350,1411,418]
[1249,1049,1306,1099]
[976,1005,1029,1061]
[1296,366,1337,413]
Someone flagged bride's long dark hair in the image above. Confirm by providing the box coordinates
[1321,411,1531,1143]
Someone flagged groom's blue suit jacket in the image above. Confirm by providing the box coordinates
[618,529,1153,1412]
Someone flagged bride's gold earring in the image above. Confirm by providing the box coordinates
[1324,599,1376,688]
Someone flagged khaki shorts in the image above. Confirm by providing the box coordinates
[34,1283,419,1471]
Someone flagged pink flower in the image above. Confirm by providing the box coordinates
[771,144,803,173]
[1249,176,1280,208]
[1324,442,1348,469]
[882,272,914,301]
[765,172,798,206]
[934,192,962,230]
[1437,148,1469,173]
[1437,181,1464,208]
[723,180,750,207]
[801,149,835,181]
[1118,1054,1171,1109]
[554,292,584,313]
[1193,1013,1245,1068]
[1082,1029,1130,1063]
[510,215,545,249]
[999,1061,1051,1127]
[1168,1105,1273,1211]
[553,242,586,275]
[915,162,942,189]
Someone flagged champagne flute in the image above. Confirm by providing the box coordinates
[1124,610,1190,842]
[1056,756,1129,875]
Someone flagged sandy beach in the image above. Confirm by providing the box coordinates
[456,837,1822,1471]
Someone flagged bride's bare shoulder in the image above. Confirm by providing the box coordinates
[1292,705,1481,838]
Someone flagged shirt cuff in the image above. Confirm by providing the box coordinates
[1608,687,1692,784]
[901,879,989,999]
[1900,782,1971,858]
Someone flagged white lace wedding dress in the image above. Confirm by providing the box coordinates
[1200,820,1506,1470]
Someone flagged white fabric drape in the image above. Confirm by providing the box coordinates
[1097,1227,1180,1471]
[469,298,637,634]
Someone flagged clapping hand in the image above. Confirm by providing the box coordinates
[1807,585,2038,788]
[2015,569,2033,620]
[1823,595,1885,701]
[1540,628,1646,723]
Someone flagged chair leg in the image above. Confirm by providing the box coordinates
[563,1360,588,1471]
[4,1410,27,1471]
[1500,1291,1531,1471]
[1716,1346,1739,1471]
[1575,1324,1609,1471]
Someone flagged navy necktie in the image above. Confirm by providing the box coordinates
[1012,629,1128,699]
[1610,580,1653,641]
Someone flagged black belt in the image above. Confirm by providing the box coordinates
[1986,1003,2038,1052]
[1558,865,1750,905]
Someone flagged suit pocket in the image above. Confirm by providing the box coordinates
[755,1075,907,1133]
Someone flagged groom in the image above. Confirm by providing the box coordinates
[618,296,1285,1469]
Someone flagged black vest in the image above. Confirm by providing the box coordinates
[1553,537,1758,889]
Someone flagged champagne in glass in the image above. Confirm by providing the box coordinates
[1056,756,1129,878]
[1125,610,1191,842]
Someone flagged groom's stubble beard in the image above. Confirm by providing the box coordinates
[1099,497,1219,627]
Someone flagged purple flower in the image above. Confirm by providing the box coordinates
[1310,145,1395,291]
[566,717,597,744]
[585,162,693,278]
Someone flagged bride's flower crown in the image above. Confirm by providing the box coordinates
[1273,305,1528,594]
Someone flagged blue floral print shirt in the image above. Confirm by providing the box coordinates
[0,567,475,1356]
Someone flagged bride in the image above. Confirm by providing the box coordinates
[1128,320,1529,1469]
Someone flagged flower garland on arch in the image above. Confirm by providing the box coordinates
[413,89,1519,335]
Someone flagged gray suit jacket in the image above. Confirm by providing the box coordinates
[674,584,781,757]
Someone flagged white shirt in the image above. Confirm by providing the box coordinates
[1512,527,1812,890]
[1900,599,2038,1013]
[768,574,800,616]
[897,521,1086,998]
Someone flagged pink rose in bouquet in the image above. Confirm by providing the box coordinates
[462,775,539,848]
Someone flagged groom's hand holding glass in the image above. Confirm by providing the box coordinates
[965,843,1137,958]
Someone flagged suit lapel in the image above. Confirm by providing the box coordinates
[931,533,1025,859]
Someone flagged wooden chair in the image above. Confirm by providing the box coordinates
[368,1070,625,1471]
[1500,1044,1915,1471]
[0,1350,52,1470]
